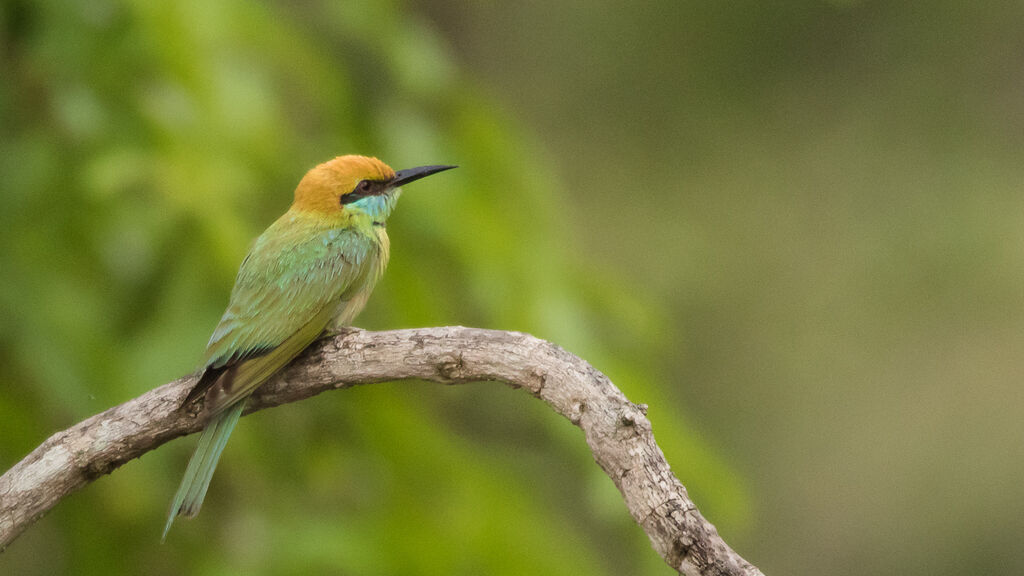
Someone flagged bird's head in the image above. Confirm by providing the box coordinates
[292,155,454,224]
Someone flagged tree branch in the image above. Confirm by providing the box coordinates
[0,327,762,575]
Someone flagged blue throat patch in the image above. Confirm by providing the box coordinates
[351,190,401,223]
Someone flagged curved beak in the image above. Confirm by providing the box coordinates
[390,165,457,188]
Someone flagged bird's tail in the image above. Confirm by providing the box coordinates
[162,401,245,541]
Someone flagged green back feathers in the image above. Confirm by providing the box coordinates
[195,214,380,412]
[204,215,376,368]
[165,212,385,536]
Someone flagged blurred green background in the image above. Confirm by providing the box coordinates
[2,1,1023,574]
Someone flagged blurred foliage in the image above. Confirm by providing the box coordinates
[418,2,1024,576]
[0,1,742,575]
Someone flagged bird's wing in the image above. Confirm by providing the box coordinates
[187,223,377,415]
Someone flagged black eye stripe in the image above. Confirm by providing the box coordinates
[341,179,388,205]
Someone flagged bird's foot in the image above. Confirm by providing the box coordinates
[323,326,361,339]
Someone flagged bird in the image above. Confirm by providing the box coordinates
[163,155,455,539]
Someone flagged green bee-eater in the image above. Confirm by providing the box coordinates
[163,155,454,538]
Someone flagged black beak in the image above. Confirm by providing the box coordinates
[390,165,457,188]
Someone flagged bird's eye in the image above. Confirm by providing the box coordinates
[342,179,376,205]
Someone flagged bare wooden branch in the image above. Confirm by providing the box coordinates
[0,327,763,575]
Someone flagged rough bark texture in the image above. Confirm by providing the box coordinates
[0,327,763,575]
